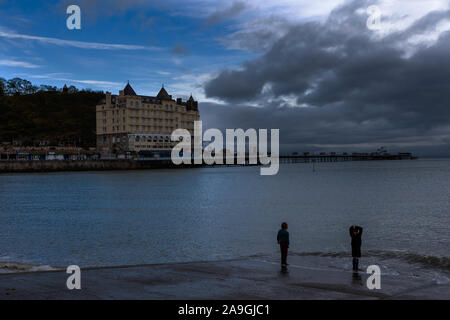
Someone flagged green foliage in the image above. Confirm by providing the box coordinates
[0,78,104,147]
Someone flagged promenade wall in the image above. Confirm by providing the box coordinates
[0,160,190,173]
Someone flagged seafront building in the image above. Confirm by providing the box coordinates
[96,83,200,154]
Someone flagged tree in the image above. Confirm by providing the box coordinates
[0,77,6,96]
[7,78,23,95]
[1,78,86,96]
[6,78,37,95]
[68,85,78,93]
[24,83,38,95]
[39,85,58,92]
[0,78,104,146]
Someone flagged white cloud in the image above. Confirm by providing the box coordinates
[216,0,449,25]
[211,0,450,51]
[0,29,161,51]
[0,59,40,68]
[21,73,122,88]
[169,72,223,103]
[170,0,345,21]
[355,0,449,37]
[62,79,122,86]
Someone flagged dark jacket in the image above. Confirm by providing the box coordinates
[349,226,363,247]
[277,229,290,244]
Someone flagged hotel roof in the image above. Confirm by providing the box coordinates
[123,82,137,96]
[156,86,172,101]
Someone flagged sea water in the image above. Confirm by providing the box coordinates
[0,159,449,282]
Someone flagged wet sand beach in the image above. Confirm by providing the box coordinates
[1,254,448,300]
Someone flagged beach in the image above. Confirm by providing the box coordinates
[1,254,449,300]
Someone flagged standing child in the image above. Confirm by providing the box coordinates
[349,225,363,271]
[277,222,290,268]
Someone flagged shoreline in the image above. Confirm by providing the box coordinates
[0,159,265,174]
[0,159,199,174]
[1,255,449,300]
[0,157,422,174]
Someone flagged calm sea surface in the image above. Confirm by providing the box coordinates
[1,159,449,272]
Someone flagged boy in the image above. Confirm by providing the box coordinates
[277,222,290,268]
[349,225,363,271]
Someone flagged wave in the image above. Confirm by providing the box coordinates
[289,250,450,271]
[0,261,60,274]
[1,250,448,274]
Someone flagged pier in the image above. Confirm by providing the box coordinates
[0,150,417,173]
[279,152,417,164]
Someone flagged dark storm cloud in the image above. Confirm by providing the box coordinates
[204,1,247,27]
[203,0,450,157]
[218,16,293,52]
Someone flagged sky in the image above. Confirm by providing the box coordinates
[1,0,450,156]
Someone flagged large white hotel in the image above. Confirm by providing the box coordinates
[96,83,200,154]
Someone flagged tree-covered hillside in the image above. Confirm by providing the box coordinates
[0,78,104,147]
